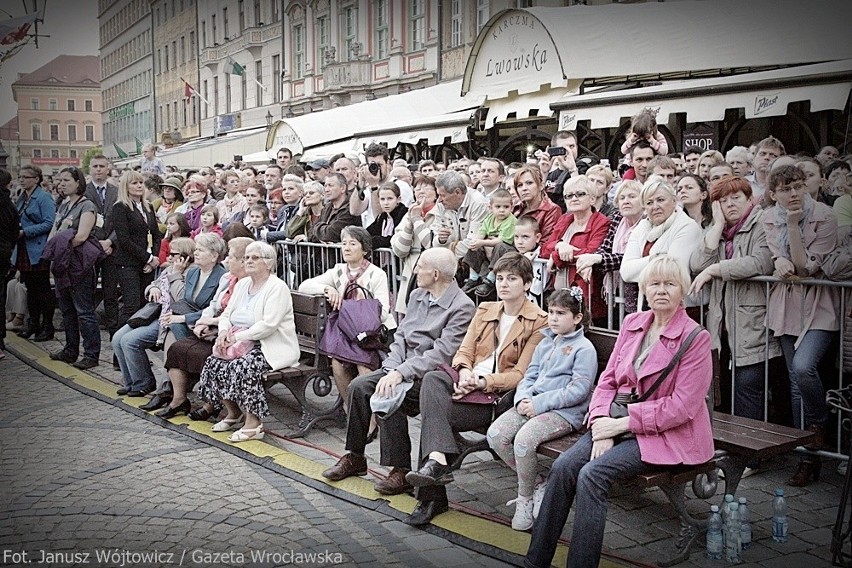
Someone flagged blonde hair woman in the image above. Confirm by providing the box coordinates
[110,170,162,335]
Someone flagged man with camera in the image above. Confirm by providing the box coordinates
[538,130,580,212]
[350,143,414,226]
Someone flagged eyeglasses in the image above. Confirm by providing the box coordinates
[243,254,271,261]
[564,191,588,200]
[775,181,806,194]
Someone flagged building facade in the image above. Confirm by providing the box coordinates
[99,0,154,160]
[152,0,201,146]
[11,55,103,174]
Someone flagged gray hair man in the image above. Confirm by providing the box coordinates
[431,171,489,260]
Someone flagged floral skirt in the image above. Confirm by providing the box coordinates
[198,345,272,418]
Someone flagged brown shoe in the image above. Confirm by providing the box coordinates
[374,467,413,495]
[322,453,368,481]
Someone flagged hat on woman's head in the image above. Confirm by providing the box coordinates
[160,176,185,201]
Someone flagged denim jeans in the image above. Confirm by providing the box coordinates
[779,330,834,429]
[524,431,652,568]
[56,269,101,360]
[732,362,766,421]
[112,321,158,392]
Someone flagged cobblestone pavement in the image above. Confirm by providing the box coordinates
[0,353,515,568]
[5,327,845,568]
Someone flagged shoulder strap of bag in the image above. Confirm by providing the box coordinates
[636,325,704,402]
[344,281,374,301]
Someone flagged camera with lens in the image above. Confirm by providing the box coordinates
[368,162,381,176]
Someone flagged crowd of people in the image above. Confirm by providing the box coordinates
[1,123,851,563]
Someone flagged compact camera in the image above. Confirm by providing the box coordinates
[368,162,381,176]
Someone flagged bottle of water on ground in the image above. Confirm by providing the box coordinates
[772,488,788,543]
[738,497,751,550]
[720,493,734,549]
[706,505,723,560]
[725,502,742,564]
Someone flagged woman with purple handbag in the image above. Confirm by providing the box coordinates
[298,226,396,412]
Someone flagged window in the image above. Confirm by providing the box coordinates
[70,149,77,159]
[272,54,280,102]
[293,24,304,79]
[476,0,489,33]
[225,73,231,112]
[85,125,94,141]
[171,41,177,68]
[32,124,41,140]
[49,124,59,141]
[51,149,60,158]
[30,98,39,110]
[189,31,195,58]
[212,14,217,43]
[450,0,462,47]
[201,20,206,46]
[343,7,356,61]
[255,60,263,105]
[164,46,169,70]
[410,0,425,51]
[254,0,261,24]
[223,7,229,38]
[241,73,247,109]
[203,80,208,118]
[317,16,329,66]
[238,0,245,31]
[180,36,185,64]
[49,99,58,111]
[68,125,77,141]
[33,149,42,158]
[212,76,219,115]
[271,0,279,22]
[85,99,93,112]
[375,0,389,60]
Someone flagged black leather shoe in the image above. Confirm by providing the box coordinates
[403,499,449,526]
[155,399,191,419]
[461,278,482,294]
[33,329,55,342]
[188,405,221,421]
[16,327,38,339]
[405,459,455,487]
[49,350,77,363]
[116,387,130,395]
[140,393,172,411]
[71,357,99,370]
[126,388,153,397]
[112,354,120,371]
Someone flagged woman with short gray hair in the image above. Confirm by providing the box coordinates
[197,240,300,442]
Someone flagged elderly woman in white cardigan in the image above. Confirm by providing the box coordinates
[197,241,299,442]
[620,176,703,314]
[299,225,397,410]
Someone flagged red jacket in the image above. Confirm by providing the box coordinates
[513,195,562,244]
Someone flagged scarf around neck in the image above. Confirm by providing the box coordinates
[769,194,815,259]
[721,204,755,259]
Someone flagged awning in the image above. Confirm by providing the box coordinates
[554,60,852,130]
[462,2,852,100]
[299,139,361,163]
[156,126,269,169]
[356,110,474,148]
[482,85,579,129]
[266,79,482,155]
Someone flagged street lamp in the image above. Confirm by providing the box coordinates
[265,110,273,127]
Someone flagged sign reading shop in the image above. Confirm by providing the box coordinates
[466,11,563,99]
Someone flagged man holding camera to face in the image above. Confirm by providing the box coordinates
[538,130,580,212]
[350,143,414,227]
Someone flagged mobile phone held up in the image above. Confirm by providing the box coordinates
[547,146,567,157]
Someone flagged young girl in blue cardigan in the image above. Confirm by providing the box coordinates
[487,287,598,530]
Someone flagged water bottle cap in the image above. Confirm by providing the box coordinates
[725,494,734,501]
[730,502,739,510]
[775,488,784,496]
[711,505,719,512]
[738,497,747,503]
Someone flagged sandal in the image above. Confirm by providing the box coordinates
[212,414,245,432]
[229,425,264,442]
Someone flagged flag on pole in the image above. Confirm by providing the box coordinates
[0,13,37,45]
[113,143,128,159]
[181,77,209,105]
[227,56,245,76]
[134,137,143,155]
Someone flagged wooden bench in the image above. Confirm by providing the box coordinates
[262,292,342,438]
[535,326,817,566]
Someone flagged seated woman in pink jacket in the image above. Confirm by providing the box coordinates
[525,255,713,568]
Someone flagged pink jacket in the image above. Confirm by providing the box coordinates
[588,306,714,465]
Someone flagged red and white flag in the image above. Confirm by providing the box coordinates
[181,78,208,105]
[0,14,37,45]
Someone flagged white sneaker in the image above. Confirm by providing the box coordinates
[508,495,534,531]
[532,480,548,519]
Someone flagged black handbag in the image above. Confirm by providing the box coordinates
[168,299,196,315]
[127,302,162,328]
[609,326,704,421]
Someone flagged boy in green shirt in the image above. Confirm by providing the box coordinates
[461,189,517,297]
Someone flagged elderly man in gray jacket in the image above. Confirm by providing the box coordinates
[322,247,475,495]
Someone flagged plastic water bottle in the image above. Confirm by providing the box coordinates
[725,502,742,564]
[706,505,723,560]
[772,488,788,543]
[738,497,751,550]
[720,493,734,548]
